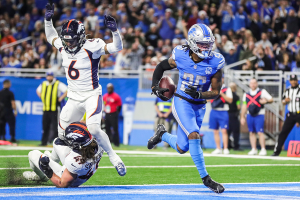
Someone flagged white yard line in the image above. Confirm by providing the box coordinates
[2,146,300,161]
[1,164,300,170]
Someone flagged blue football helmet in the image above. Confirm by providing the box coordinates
[60,19,86,54]
[187,23,215,59]
[63,122,95,150]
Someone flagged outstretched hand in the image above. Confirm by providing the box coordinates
[104,15,117,32]
[45,3,54,21]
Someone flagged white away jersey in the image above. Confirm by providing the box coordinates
[63,146,104,187]
[53,38,106,92]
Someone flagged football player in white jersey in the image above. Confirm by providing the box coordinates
[44,3,126,176]
[23,122,103,188]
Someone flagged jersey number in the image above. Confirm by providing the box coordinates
[68,60,79,80]
[180,73,206,92]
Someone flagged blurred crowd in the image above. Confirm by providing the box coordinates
[1,0,300,73]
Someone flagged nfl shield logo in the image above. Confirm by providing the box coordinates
[205,67,212,75]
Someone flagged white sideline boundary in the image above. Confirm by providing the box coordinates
[1,182,300,190]
[1,146,300,161]
[1,164,300,170]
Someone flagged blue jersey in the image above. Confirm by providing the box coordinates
[172,45,225,102]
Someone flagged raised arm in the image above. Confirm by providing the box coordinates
[103,15,123,54]
[44,3,59,46]
[151,57,177,101]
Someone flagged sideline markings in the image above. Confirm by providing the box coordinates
[1,164,300,170]
[1,146,300,161]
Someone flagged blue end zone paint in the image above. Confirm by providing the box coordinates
[1,183,300,200]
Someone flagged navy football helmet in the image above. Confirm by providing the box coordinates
[60,19,86,54]
[63,122,95,150]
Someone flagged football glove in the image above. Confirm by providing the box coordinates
[104,15,117,32]
[45,3,54,21]
[184,85,202,99]
[152,85,169,101]
[39,155,53,178]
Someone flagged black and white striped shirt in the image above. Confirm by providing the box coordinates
[283,85,300,113]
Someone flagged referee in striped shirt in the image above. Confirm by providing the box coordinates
[272,74,300,156]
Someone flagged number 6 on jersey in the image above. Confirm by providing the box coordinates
[68,60,79,80]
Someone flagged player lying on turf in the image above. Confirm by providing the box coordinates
[148,23,225,194]
[44,3,126,176]
[23,122,103,188]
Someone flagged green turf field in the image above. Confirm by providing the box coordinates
[0,143,299,188]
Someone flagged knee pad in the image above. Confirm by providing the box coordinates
[28,150,41,160]
[87,123,101,140]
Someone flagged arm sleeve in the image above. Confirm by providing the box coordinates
[106,30,123,54]
[37,84,42,93]
[242,93,246,103]
[44,19,63,49]
[58,82,68,93]
[261,89,272,100]
[226,87,233,98]
[151,59,174,87]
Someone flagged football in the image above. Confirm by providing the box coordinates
[159,76,176,99]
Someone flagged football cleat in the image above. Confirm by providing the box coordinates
[23,171,41,181]
[115,162,126,176]
[147,124,167,149]
[202,175,225,194]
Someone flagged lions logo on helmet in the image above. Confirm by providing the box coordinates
[64,122,95,150]
[187,24,215,59]
[60,20,86,54]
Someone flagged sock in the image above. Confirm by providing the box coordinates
[189,139,208,178]
[162,132,180,153]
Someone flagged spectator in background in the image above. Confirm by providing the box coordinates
[145,23,161,48]
[13,23,28,40]
[240,79,273,156]
[227,82,242,151]
[84,8,98,31]
[127,42,144,70]
[1,57,11,68]
[210,78,233,155]
[49,46,63,75]
[254,47,273,71]
[217,43,243,65]
[0,80,17,143]
[249,12,262,41]
[8,55,21,68]
[208,4,220,29]
[285,32,300,53]
[256,33,273,50]
[220,35,233,53]
[233,6,247,32]
[217,1,234,35]
[36,72,67,146]
[0,28,16,46]
[158,8,176,40]
[154,96,173,149]
[262,15,272,33]
[240,41,255,61]
[197,10,209,25]
[114,46,130,72]
[103,83,122,147]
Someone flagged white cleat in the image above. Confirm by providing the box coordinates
[223,149,230,155]
[248,149,258,155]
[23,171,41,181]
[259,148,267,156]
[211,149,222,154]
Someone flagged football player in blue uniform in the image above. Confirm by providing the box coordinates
[148,24,225,193]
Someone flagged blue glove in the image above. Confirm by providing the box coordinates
[45,3,54,21]
[104,15,117,32]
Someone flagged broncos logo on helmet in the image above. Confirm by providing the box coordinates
[64,122,95,150]
[187,24,215,59]
[60,20,86,54]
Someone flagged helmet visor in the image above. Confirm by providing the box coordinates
[62,36,79,50]
[196,42,213,51]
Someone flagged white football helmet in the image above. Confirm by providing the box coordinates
[187,23,215,59]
